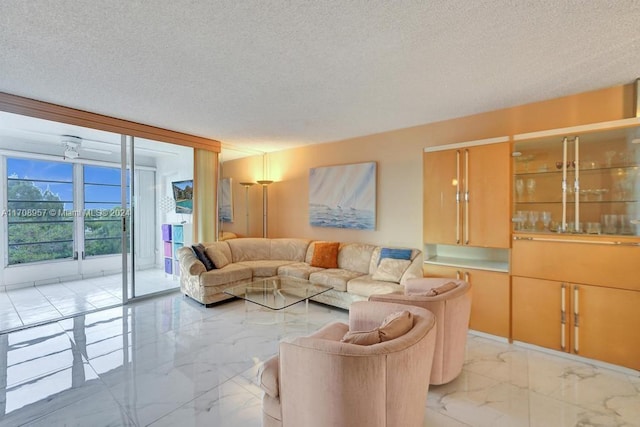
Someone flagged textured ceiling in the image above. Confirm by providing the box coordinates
[1,1,639,156]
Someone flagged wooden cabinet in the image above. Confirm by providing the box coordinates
[513,276,640,370]
[424,140,511,249]
[512,237,640,370]
[424,264,510,338]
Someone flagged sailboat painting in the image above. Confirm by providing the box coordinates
[309,162,376,230]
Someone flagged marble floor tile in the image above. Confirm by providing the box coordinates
[0,268,177,333]
[0,291,638,426]
[147,378,262,427]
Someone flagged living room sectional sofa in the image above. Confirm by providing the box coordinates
[176,237,423,309]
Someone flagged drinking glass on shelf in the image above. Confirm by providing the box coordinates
[602,214,618,234]
[513,210,526,231]
[526,178,536,201]
[515,179,524,201]
[540,211,552,230]
[528,211,540,231]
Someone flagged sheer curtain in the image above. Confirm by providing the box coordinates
[194,148,218,243]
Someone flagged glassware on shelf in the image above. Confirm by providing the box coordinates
[602,214,618,234]
[527,211,540,231]
[513,210,526,231]
[541,211,552,230]
[605,150,617,167]
[515,179,524,201]
[586,222,602,234]
[526,178,536,201]
[619,215,634,235]
[513,124,640,237]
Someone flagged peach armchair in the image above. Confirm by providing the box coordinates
[258,301,437,427]
[369,278,471,385]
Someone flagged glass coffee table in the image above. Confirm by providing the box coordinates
[224,276,332,322]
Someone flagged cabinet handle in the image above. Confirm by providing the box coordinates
[464,149,470,245]
[464,272,470,282]
[561,136,568,232]
[573,285,579,354]
[456,150,461,244]
[574,136,580,228]
[560,284,566,351]
[456,270,461,280]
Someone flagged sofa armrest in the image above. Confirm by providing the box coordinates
[177,246,206,276]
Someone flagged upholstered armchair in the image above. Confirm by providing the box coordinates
[369,278,471,385]
[258,301,437,427]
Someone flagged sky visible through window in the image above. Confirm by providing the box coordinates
[7,158,130,210]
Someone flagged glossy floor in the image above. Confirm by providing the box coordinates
[0,293,638,426]
[0,269,179,332]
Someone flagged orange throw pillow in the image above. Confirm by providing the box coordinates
[310,242,340,268]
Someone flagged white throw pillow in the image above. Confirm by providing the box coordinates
[372,258,411,282]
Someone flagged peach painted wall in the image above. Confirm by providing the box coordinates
[220,83,635,250]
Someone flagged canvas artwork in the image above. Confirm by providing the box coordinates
[309,162,376,230]
[219,177,233,222]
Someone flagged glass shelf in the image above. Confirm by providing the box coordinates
[515,164,638,176]
[513,125,640,237]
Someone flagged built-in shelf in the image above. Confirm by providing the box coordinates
[423,244,510,273]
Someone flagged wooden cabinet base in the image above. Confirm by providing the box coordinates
[424,264,510,338]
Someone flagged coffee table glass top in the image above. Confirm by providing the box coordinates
[224,276,332,310]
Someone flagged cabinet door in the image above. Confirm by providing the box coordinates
[466,269,510,338]
[513,238,640,291]
[424,150,459,245]
[512,277,568,351]
[575,285,640,370]
[423,263,459,278]
[466,143,511,248]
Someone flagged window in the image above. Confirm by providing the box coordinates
[6,158,74,264]
[83,165,129,257]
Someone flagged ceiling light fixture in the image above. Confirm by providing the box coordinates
[61,135,82,159]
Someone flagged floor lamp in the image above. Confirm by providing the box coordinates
[239,182,255,237]
[256,180,273,237]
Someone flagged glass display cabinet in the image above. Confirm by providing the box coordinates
[513,124,639,236]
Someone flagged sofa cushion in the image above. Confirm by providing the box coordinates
[277,262,325,280]
[341,329,381,345]
[368,246,420,275]
[199,264,252,287]
[347,276,403,298]
[270,238,310,261]
[378,247,412,265]
[379,310,413,342]
[206,248,230,269]
[337,243,377,273]
[371,258,411,282]
[236,260,295,277]
[192,244,215,271]
[227,238,271,262]
[413,281,458,296]
[309,269,364,292]
[203,241,232,269]
[341,310,414,345]
[310,242,339,268]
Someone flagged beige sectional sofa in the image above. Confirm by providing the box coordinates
[176,237,423,309]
